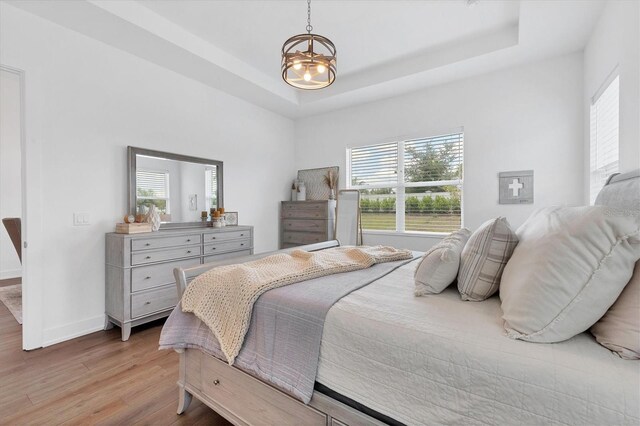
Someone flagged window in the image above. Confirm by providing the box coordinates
[348,132,463,233]
[205,167,219,210]
[136,169,170,214]
[590,74,619,204]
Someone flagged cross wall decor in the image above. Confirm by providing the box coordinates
[499,170,534,204]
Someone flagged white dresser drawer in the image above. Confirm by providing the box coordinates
[203,249,252,264]
[131,245,201,266]
[131,234,201,251]
[202,229,250,243]
[203,239,251,255]
[131,258,201,293]
[131,285,177,319]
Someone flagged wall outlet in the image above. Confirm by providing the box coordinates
[73,212,90,226]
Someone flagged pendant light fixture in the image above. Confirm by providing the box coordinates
[281,0,336,90]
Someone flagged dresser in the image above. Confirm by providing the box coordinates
[280,201,336,249]
[105,226,253,341]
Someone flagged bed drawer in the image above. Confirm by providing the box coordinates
[203,239,250,256]
[131,245,201,266]
[282,218,328,232]
[131,234,201,251]
[203,229,250,244]
[282,231,327,245]
[131,285,177,319]
[131,258,201,293]
[200,354,326,425]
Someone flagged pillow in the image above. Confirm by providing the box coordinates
[414,228,471,296]
[590,261,640,359]
[500,206,640,343]
[458,217,518,301]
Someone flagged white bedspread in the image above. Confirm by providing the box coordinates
[316,262,640,425]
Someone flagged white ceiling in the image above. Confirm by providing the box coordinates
[138,0,521,77]
[8,0,605,118]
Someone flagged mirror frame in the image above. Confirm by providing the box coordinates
[128,146,224,228]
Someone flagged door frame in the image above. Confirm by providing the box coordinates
[1,64,43,350]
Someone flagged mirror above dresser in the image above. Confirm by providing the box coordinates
[128,147,223,228]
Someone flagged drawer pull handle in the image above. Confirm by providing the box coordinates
[213,379,220,386]
[145,256,151,260]
[240,234,244,236]
[211,237,216,240]
[145,243,151,246]
[144,301,151,305]
[186,239,191,242]
[145,276,151,280]
[211,247,216,251]
[187,250,192,254]
[240,243,244,246]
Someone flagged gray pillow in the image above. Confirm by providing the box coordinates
[501,206,640,343]
[458,217,518,301]
[414,228,471,296]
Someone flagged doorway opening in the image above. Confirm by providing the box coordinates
[0,67,24,344]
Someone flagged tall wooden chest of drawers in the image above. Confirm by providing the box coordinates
[280,201,336,249]
[105,226,253,340]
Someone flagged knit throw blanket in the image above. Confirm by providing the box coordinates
[181,245,413,364]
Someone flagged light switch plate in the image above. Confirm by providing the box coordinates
[73,212,90,226]
[499,170,534,204]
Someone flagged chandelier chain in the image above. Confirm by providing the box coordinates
[306,0,313,33]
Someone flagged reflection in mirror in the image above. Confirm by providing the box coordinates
[129,147,223,227]
[335,190,362,246]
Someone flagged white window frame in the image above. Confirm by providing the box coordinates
[589,69,620,204]
[347,132,464,236]
[204,167,218,210]
[136,168,171,214]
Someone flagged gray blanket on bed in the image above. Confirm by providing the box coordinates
[159,254,419,403]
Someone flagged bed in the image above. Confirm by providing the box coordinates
[163,170,640,426]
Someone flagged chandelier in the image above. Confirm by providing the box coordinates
[281,0,337,90]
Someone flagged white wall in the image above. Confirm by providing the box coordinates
[584,0,640,198]
[295,53,585,251]
[0,3,295,347]
[0,69,23,279]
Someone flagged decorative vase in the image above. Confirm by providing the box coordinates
[329,188,336,200]
[146,204,162,231]
[297,182,307,201]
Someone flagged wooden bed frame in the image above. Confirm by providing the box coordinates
[172,240,387,426]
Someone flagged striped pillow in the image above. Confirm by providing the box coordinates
[458,217,518,301]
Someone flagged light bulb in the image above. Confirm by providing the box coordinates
[317,64,326,73]
[303,72,311,82]
[293,61,302,70]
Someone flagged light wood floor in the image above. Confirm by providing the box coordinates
[0,302,231,425]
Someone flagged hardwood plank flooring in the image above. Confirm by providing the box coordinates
[0,277,21,287]
[0,303,231,425]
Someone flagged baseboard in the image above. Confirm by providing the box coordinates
[42,314,105,347]
[0,269,22,280]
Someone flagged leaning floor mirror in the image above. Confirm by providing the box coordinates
[335,190,363,246]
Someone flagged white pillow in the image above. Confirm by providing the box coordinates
[590,261,640,359]
[501,206,640,343]
[414,228,471,296]
[458,217,518,301]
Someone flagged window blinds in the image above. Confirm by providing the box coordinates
[350,142,397,187]
[590,75,619,204]
[404,133,463,183]
[136,170,169,198]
